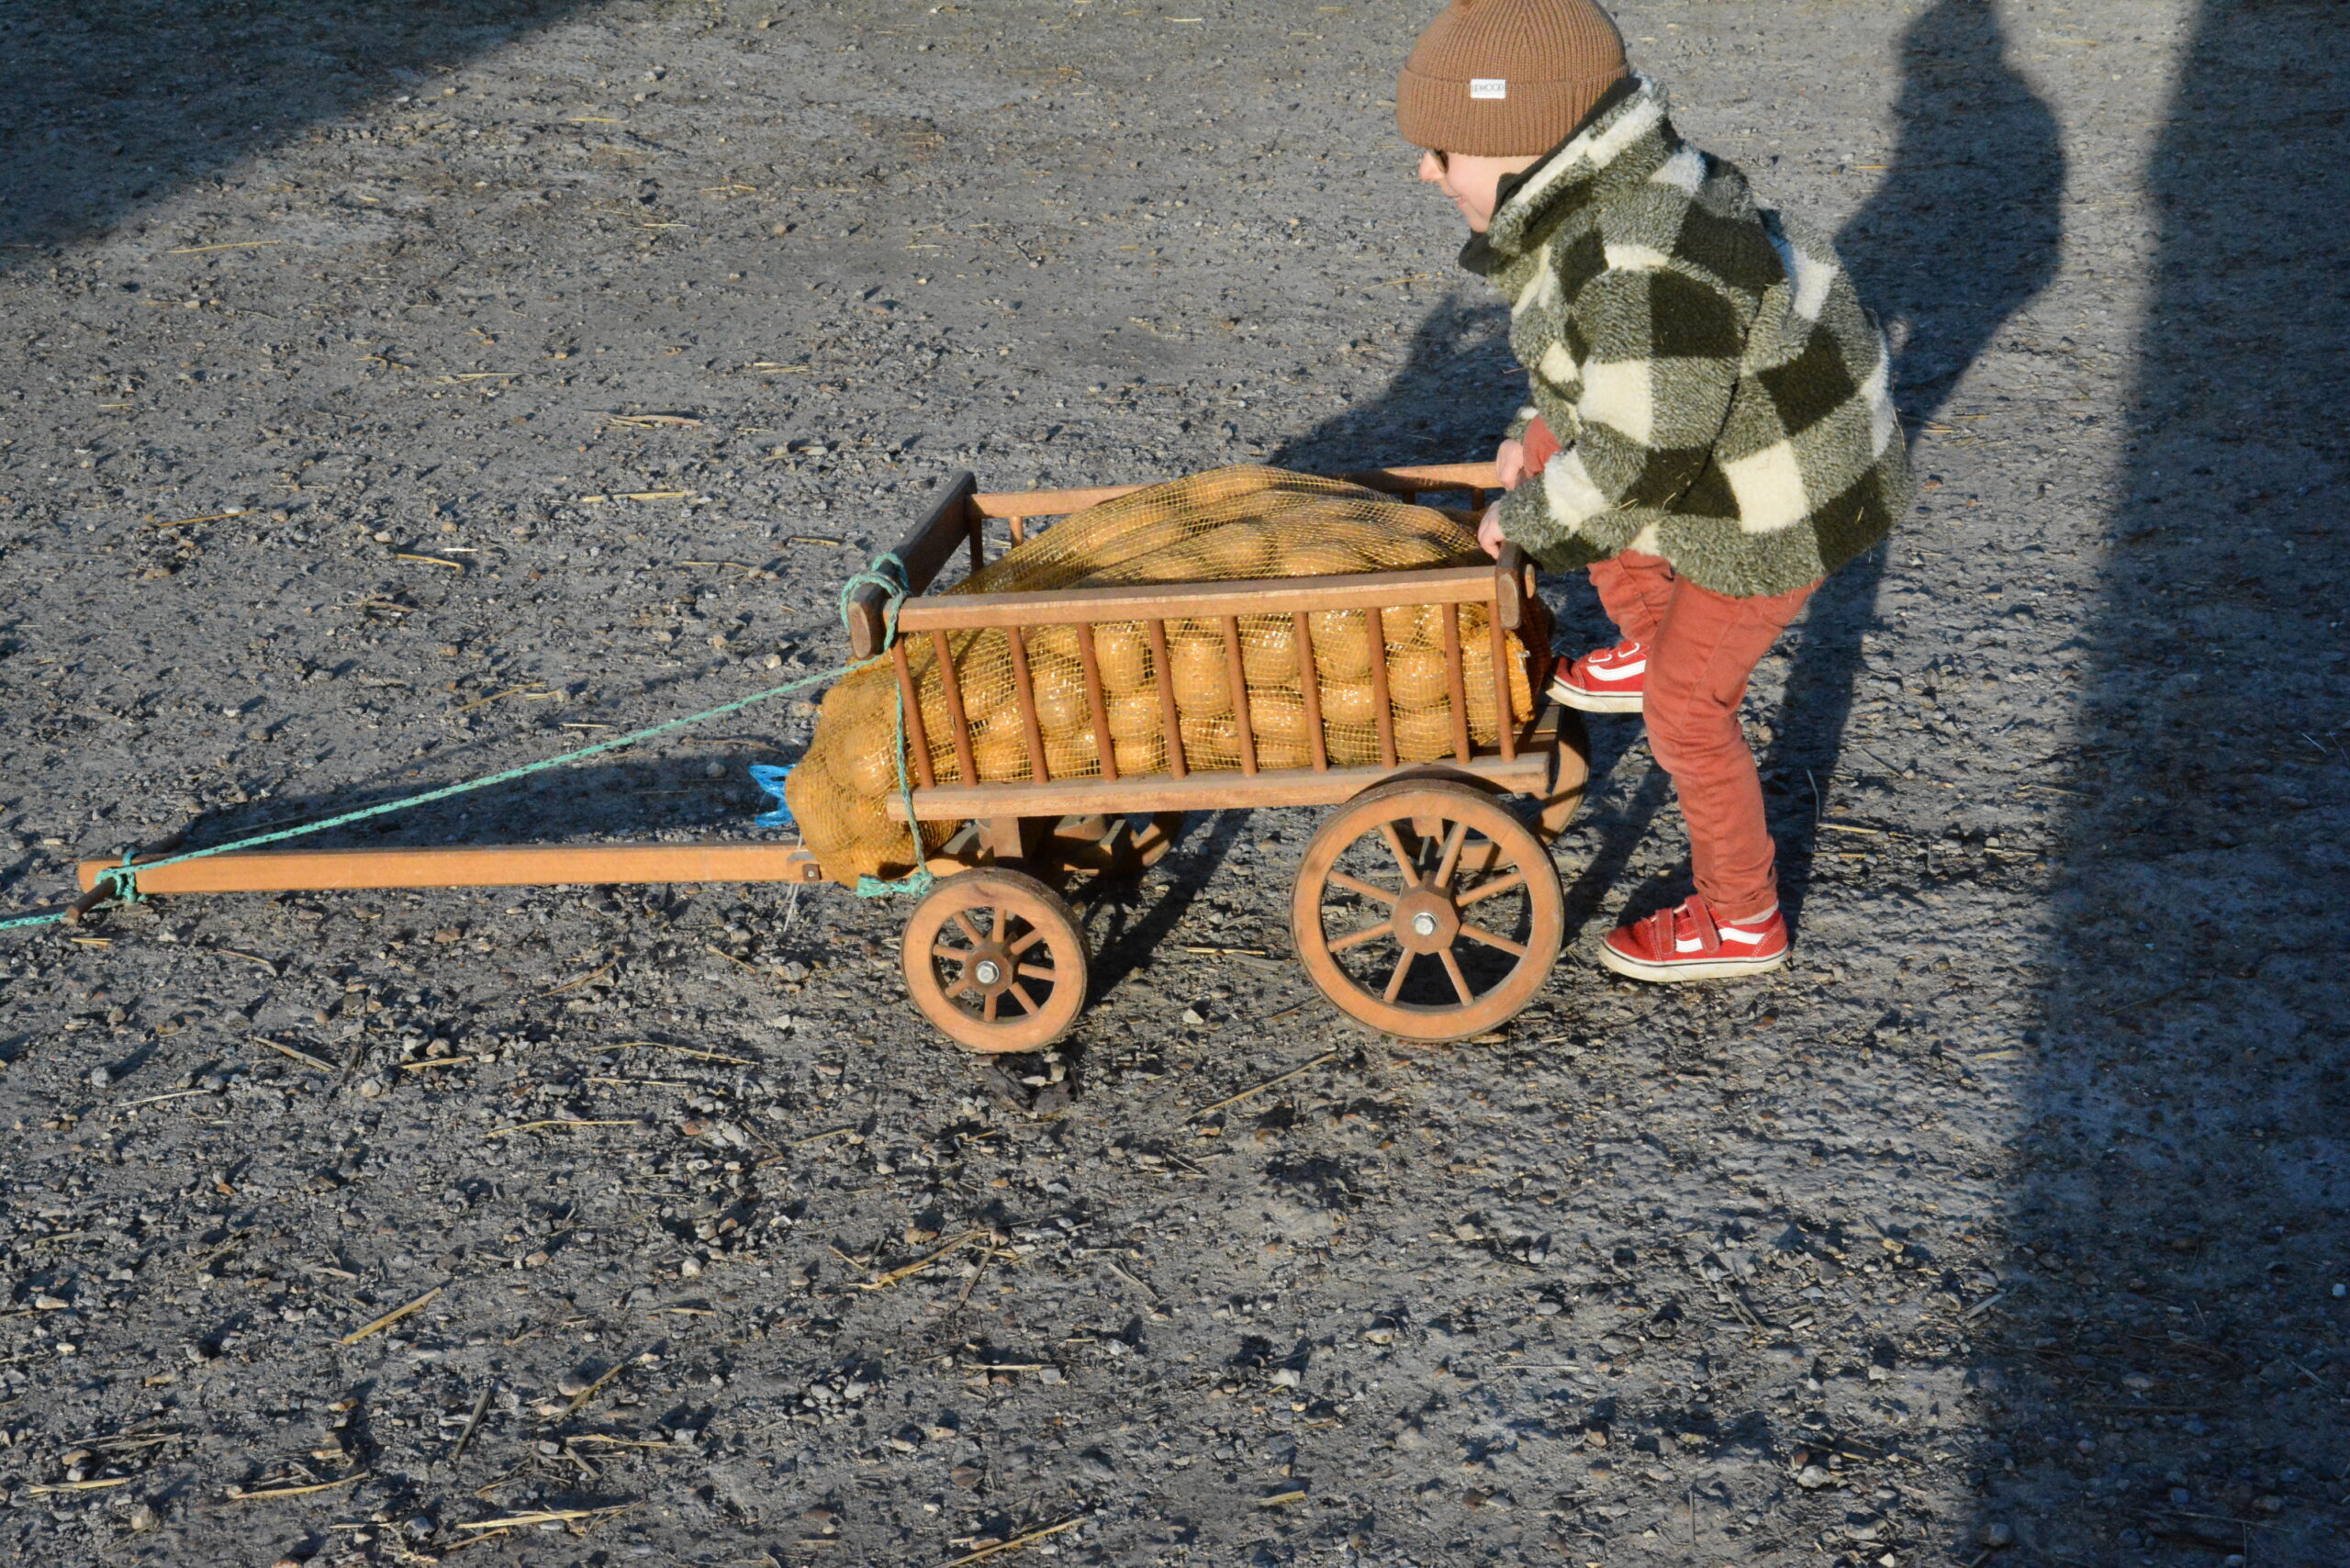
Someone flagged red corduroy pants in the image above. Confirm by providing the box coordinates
[1516,420,1814,922]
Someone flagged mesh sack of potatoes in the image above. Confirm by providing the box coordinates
[788,466,1538,883]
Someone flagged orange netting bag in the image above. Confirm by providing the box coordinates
[788,466,1537,882]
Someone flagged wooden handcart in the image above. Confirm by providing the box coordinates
[76,463,1589,1053]
[834,462,1590,1050]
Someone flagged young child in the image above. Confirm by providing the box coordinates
[1398,0,1910,981]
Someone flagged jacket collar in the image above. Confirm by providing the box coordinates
[1467,74,1681,267]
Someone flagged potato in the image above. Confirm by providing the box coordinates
[1113,734,1164,777]
[1178,711,1241,768]
[971,730,1031,783]
[1043,730,1102,780]
[1248,690,1310,744]
[1382,602,1443,651]
[1091,621,1152,692]
[842,734,901,797]
[1308,610,1371,682]
[1024,624,1081,666]
[1029,653,1091,733]
[1385,645,1452,709]
[1193,524,1277,578]
[1238,617,1300,686]
[1254,736,1314,772]
[1324,726,1383,767]
[1318,678,1380,728]
[1169,633,1233,715]
[1394,706,1460,762]
[1107,689,1164,743]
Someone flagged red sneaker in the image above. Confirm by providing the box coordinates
[1599,895,1788,982]
[1547,641,1646,712]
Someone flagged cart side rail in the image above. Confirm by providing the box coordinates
[972,462,1503,532]
[848,463,1508,658]
[881,748,1557,823]
[892,560,1511,633]
[876,545,1547,805]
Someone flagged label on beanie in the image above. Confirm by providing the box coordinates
[1470,77,1507,99]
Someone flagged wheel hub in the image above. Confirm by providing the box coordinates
[1392,887,1460,953]
[964,941,1015,995]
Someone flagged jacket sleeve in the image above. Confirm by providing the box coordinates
[1494,261,1751,571]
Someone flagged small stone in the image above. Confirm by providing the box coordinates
[88,1066,112,1088]
[129,1504,158,1531]
[951,1463,982,1489]
[1795,1464,1834,1490]
[1983,1519,2014,1548]
[557,1371,593,1397]
[357,1077,388,1100]
[33,1294,69,1311]
[1076,1448,1117,1482]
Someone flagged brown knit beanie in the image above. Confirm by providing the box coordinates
[1397,0,1629,156]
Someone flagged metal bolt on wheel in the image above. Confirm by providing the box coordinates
[901,868,1089,1053]
[1291,778,1565,1041]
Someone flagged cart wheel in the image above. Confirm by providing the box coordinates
[902,868,1089,1053]
[1292,778,1565,1041]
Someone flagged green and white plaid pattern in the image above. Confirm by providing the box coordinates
[1472,76,1911,599]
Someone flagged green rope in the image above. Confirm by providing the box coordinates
[853,676,936,901]
[0,543,940,928]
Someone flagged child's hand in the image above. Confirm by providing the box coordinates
[1494,437,1526,489]
[1477,502,1506,559]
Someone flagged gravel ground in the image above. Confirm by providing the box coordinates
[0,1,2344,1564]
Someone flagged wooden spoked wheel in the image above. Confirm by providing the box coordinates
[1291,778,1565,1041]
[901,868,1089,1053]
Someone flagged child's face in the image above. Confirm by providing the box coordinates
[1417,149,1540,233]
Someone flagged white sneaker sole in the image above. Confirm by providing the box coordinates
[1596,945,1789,983]
[1547,678,1644,713]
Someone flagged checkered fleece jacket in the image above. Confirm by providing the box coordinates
[1470,76,1911,599]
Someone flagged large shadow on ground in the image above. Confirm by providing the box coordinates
[1760,0,2065,923]
[0,0,591,265]
[1974,3,2350,1558]
[1269,292,1523,476]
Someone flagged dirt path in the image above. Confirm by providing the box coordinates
[0,1,2342,1563]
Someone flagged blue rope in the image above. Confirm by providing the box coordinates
[0,543,939,929]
